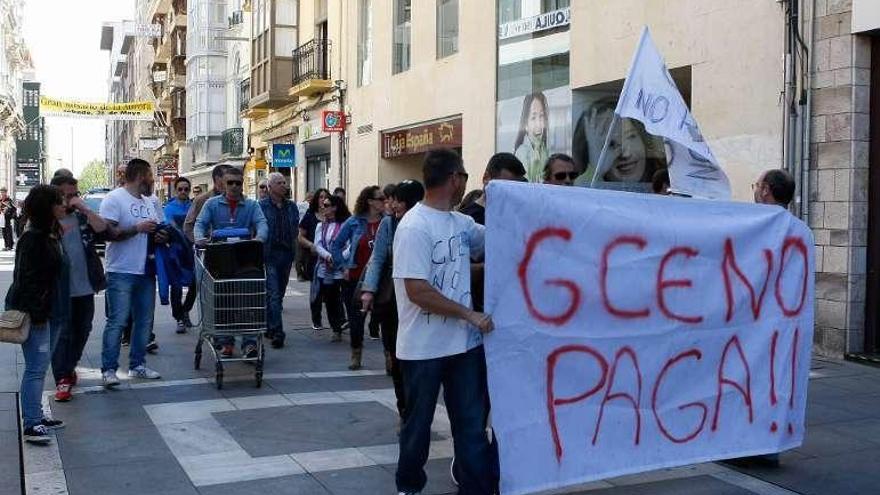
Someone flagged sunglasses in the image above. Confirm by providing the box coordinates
[259,185,267,189]
[553,172,578,181]
[226,180,243,186]
[177,187,190,192]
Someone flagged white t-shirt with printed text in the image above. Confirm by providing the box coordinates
[392,202,486,360]
[99,188,163,275]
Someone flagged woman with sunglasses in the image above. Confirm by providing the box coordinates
[299,189,331,329]
[6,185,67,443]
[312,195,350,342]
[330,185,385,370]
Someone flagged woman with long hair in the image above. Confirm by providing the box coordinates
[299,188,331,330]
[311,194,350,342]
[330,185,385,370]
[360,180,425,417]
[6,185,66,443]
[514,91,550,182]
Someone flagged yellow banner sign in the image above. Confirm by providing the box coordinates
[39,96,155,121]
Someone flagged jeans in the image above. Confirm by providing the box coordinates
[20,323,50,429]
[396,346,498,494]
[341,280,364,349]
[170,282,197,322]
[52,295,95,383]
[266,250,294,342]
[101,272,156,372]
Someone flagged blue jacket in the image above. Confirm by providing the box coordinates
[361,216,396,292]
[194,194,268,243]
[330,214,384,270]
[155,224,195,305]
[259,197,299,256]
[164,198,192,231]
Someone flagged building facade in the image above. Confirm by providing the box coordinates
[101,20,138,181]
[0,0,30,195]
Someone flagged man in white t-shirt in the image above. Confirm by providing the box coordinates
[393,149,496,495]
[98,159,165,388]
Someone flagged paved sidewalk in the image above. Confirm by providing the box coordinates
[2,270,880,494]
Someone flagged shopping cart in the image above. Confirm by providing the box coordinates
[193,238,266,389]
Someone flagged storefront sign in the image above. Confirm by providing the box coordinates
[380,116,462,159]
[322,111,346,133]
[272,144,296,168]
[499,7,571,40]
[485,181,814,495]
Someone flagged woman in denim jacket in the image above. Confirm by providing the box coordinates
[329,185,385,370]
[359,180,424,417]
[312,195,350,343]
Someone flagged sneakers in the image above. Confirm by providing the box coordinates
[102,370,120,388]
[54,378,73,402]
[40,418,65,430]
[368,334,380,340]
[311,324,324,331]
[128,365,161,380]
[220,345,235,358]
[243,344,259,359]
[175,320,187,334]
[23,425,51,444]
[146,335,159,353]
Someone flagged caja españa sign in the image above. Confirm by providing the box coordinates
[380,116,462,159]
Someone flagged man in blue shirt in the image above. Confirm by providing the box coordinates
[164,177,195,333]
[194,167,268,358]
[259,172,299,349]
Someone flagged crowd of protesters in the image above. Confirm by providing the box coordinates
[2,149,796,495]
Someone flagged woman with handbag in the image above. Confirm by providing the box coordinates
[312,195,350,345]
[330,185,385,370]
[298,188,331,330]
[3,185,66,443]
[360,180,425,417]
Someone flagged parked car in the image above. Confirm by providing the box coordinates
[82,188,111,255]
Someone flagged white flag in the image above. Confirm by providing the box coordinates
[594,27,731,200]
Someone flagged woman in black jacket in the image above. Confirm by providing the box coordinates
[6,185,65,443]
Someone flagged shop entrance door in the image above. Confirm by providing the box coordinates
[307,153,330,193]
[864,35,880,353]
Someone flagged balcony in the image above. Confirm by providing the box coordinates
[289,39,332,98]
[229,10,244,28]
[239,78,267,118]
[155,9,186,63]
[222,128,244,156]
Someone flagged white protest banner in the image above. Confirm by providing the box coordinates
[591,27,732,199]
[484,181,814,495]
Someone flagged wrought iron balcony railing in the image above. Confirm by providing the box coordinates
[222,127,244,155]
[239,79,250,113]
[292,38,331,87]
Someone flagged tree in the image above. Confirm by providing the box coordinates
[78,159,109,192]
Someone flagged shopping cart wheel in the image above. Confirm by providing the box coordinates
[215,361,224,390]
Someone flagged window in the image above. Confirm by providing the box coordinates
[436,0,458,58]
[392,0,411,74]
[357,0,372,86]
[498,0,521,24]
[541,0,569,12]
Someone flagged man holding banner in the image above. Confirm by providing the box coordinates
[393,149,497,495]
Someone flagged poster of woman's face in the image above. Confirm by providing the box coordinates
[497,86,572,183]
[572,90,668,192]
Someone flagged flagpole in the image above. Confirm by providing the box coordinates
[589,114,621,187]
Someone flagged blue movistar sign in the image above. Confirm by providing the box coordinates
[272,144,296,168]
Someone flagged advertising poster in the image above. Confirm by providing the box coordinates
[497,86,572,183]
[571,89,669,193]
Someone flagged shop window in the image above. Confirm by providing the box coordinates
[393,0,412,74]
[437,0,458,59]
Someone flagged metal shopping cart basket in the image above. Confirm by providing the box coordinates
[194,238,266,389]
